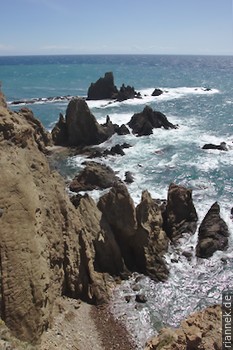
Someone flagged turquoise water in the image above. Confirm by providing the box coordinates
[1,54,233,348]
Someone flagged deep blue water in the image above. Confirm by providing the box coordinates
[0,54,233,348]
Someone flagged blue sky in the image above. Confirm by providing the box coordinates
[1,0,233,55]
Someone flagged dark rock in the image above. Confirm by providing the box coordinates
[196,202,229,258]
[51,113,68,146]
[127,106,177,136]
[109,144,125,156]
[125,295,131,303]
[87,72,118,100]
[124,171,134,183]
[163,183,198,242]
[115,84,141,101]
[135,294,147,303]
[114,124,130,135]
[202,142,228,151]
[69,161,119,192]
[151,88,163,97]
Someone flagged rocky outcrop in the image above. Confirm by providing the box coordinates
[98,184,169,280]
[145,305,222,350]
[196,202,229,258]
[52,98,115,146]
[134,191,169,281]
[69,161,119,192]
[163,183,198,242]
[202,142,228,151]
[151,88,163,97]
[128,106,177,136]
[116,84,141,101]
[87,72,118,100]
[0,102,117,343]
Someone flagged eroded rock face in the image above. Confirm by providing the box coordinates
[0,90,7,108]
[87,72,118,100]
[52,98,114,146]
[98,184,169,280]
[163,183,198,241]
[127,106,177,136]
[0,102,114,343]
[144,305,222,350]
[134,191,169,281]
[196,202,229,258]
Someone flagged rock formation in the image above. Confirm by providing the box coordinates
[69,161,119,192]
[151,88,163,97]
[86,72,141,101]
[116,84,141,101]
[0,99,117,343]
[128,106,177,136]
[202,142,228,151]
[87,72,118,100]
[163,183,198,242]
[196,202,229,258]
[145,305,222,350]
[52,97,115,146]
[98,184,169,280]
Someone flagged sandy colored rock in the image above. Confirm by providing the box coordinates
[144,304,222,350]
[0,103,115,343]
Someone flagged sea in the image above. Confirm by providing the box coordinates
[0,54,233,348]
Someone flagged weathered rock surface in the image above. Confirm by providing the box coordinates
[69,161,119,192]
[0,103,116,343]
[128,106,177,136]
[163,183,198,241]
[196,202,229,258]
[98,184,169,280]
[52,98,115,146]
[0,90,7,108]
[144,305,222,350]
[87,72,118,100]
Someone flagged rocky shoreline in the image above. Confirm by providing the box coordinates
[0,80,229,349]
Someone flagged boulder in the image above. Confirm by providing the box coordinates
[87,72,118,100]
[127,106,177,136]
[51,98,115,147]
[163,183,198,241]
[202,142,228,151]
[151,88,163,97]
[124,171,134,183]
[69,161,119,192]
[196,202,229,258]
[145,305,222,350]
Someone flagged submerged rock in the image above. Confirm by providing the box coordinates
[127,105,177,136]
[196,202,229,258]
[202,142,228,151]
[163,183,198,241]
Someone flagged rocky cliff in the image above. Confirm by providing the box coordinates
[0,96,116,343]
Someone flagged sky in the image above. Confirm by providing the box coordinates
[0,0,233,56]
